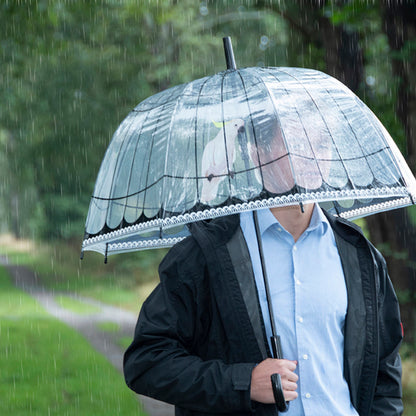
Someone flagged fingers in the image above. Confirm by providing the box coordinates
[283,380,298,391]
[277,361,298,402]
[250,358,299,404]
[282,380,298,402]
[278,362,298,381]
[260,357,296,370]
[283,359,298,372]
[284,389,298,402]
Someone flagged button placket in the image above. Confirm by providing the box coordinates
[293,240,312,408]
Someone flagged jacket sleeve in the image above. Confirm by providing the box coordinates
[123,240,256,413]
[371,251,403,415]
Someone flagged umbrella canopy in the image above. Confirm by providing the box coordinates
[82,46,416,257]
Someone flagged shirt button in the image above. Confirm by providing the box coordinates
[297,317,303,323]
[305,393,311,399]
[295,279,301,285]
[293,246,297,251]
[302,354,309,360]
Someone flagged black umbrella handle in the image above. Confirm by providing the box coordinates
[271,335,289,413]
[271,374,289,412]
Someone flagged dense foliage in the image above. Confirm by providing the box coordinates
[1,1,415,339]
[0,0,410,239]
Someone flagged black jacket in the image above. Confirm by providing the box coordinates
[124,213,403,416]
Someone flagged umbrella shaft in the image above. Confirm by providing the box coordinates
[253,210,280,343]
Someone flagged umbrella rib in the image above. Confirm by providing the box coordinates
[253,68,301,194]
[141,87,182,218]
[121,108,154,224]
[105,112,144,228]
[158,84,192,219]
[220,70,233,196]
[235,69,266,190]
[195,76,212,202]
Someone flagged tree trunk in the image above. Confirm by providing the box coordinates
[366,210,416,342]
[365,1,416,343]
[317,1,416,343]
[382,1,416,169]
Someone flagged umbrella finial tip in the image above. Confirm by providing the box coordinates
[223,37,237,70]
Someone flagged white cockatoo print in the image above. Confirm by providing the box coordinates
[200,118,245,203]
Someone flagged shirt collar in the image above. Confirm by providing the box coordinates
[308,204,329,235]
[255,204,329,236]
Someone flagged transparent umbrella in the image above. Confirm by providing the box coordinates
[82,37,416,413]
[82,39,416,258]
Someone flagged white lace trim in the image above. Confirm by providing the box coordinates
[108,237,186,253]
[82,186,412,254]
[339,197,411,219]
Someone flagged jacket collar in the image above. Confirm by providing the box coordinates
[323,210,367,247]
[188,213,240,247]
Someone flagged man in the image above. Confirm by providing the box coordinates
[124,117,403,415]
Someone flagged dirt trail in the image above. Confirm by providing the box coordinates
[0,256,174,416]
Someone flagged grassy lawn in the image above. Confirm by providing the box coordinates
[0,234,165,312]
[55,295,102,314]
[0,266,145,416]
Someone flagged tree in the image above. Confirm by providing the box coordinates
[365,1,416,343]
[0,0,290,240]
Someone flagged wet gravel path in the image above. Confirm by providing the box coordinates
[0,256,174,416]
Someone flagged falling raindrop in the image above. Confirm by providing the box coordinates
[260,35,269,46]
[366,75,376,87]
[259,35,269,51]
[199,3,209,16]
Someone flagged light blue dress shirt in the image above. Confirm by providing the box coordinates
[240,206,359,416]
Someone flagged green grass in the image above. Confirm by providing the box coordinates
[96,321,121,332]
[0,235,165,312]
[55,295,102,315]
[119,336,134,350]
[0,266,145,416]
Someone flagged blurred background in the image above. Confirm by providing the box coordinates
[1,1,415,415]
